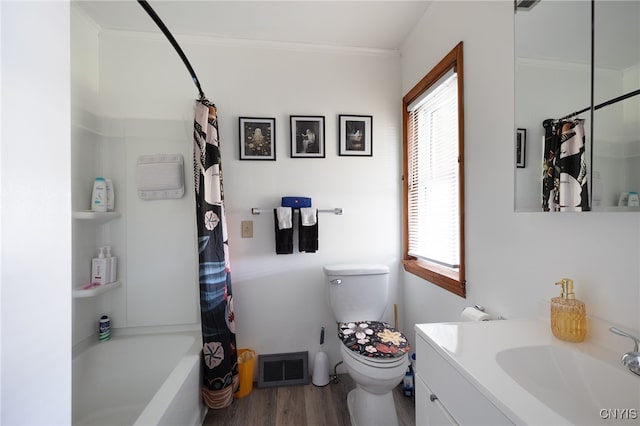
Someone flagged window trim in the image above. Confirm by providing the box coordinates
[402,41,466,298]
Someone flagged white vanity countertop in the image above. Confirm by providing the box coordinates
[415,319,639,425]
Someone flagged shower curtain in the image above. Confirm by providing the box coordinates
[542,118,589,211]
[193,99,238,409]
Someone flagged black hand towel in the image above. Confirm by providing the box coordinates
[298,209,318,253]
[274,208,293,254]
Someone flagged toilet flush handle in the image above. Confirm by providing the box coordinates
[330,279,342,285]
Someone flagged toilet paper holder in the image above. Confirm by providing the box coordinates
[461,306,491,322]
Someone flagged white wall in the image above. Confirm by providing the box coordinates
[71,6,99,114]
[401,1,640,347]
[1,2,72,424]
[77,26,403,369]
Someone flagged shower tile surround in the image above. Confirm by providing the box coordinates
[71,111,199,345]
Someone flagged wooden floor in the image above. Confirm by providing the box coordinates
[203,374,415,426]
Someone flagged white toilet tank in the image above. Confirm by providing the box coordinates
[323,264,390,323]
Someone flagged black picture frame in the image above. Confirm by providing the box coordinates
[516,128,526,168]
[290,115,325,158]
[339,115,372,156]
[239,117,276,160]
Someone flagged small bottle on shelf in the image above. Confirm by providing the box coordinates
[91,177,108,212]
[91,247,110,285]
[105,246,117,284]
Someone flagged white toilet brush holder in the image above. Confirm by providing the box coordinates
[312,327,331,387]
[312,351,330,386]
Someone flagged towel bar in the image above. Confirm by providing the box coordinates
[251,207,343,215]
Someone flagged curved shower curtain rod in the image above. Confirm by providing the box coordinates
[556,89,640,122]
[137,0,206,100]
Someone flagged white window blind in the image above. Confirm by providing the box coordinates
[406,70,460,269]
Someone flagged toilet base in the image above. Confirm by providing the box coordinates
[346,386,399,426]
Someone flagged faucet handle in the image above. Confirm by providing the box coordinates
[621,352,640,377]
[610,327,640,352]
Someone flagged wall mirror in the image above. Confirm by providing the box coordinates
[514,0,640,212]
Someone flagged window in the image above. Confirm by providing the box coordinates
[402,42,466,298]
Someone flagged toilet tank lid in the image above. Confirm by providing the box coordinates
[323,264,389,276]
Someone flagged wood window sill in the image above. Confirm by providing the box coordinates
[402,258,466,298]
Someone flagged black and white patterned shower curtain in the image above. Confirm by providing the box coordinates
[193,99,238,408]
[542,118,589,211]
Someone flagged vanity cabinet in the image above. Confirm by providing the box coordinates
[415,320,637,425]
[415,329,513,426]
[415,375,456,425]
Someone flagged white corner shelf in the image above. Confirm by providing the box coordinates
[73,281,122,298]
[73,210,122,225]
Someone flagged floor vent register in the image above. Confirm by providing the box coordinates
[257,351,309,388]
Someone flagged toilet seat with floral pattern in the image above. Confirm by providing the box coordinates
[338,321,410,359]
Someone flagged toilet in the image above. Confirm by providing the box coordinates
[323,264,410,426]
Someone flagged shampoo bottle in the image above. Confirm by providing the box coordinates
[550,278,586,342]
[105,245,117,284]
[105,178,115,212]
[91,247,110,285]
[91,177,107,212]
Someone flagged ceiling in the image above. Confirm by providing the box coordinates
[73,1,638,68]
[73,0,433,50]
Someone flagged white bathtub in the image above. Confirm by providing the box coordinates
[72,330,206,426]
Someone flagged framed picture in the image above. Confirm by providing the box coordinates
[516,128,526,168]
[290,115,325,158]
[239,117,276,160]
[339,115,372,156]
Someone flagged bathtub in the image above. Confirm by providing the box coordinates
[72,330,206,426]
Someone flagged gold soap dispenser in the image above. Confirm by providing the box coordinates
[550,278,586,342]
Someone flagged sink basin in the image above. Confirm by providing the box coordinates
[496,345,640,424]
